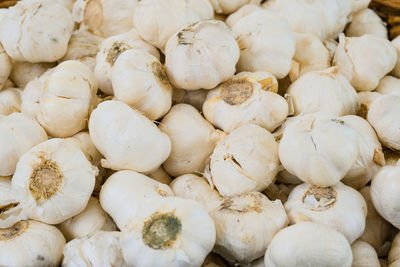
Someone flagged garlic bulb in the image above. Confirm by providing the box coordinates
[111,50,172,120]
[72,0,103,33]
[229,8,295,79]
[133,0,214,50]
[375,76,400,97]
[279,113,359,186]
[392,36,400,78]
[0,178,27,228]
[285,182,367,243]
[94,29,160,95]
[286,67,360,116]
[0,43,11,91]
[170,174,222,212]
[120,197,216,267]
[12,138,97,224]
[62,231,127,267]
[89,100,171,172]
[203,71,288,133]
[0,220,65,266]
[264,222,353,267]
[165,20,240,90]
[0,113,47,176]
[368,95,400,150]
[357,91,382,119]
[209,124,279,196]
[334,34,397,91]
[389,232,400,266]
[159,104,219,177]
[346,8,388,39]
[211,192,288,263]
[0,0,74,63]
[99,170,174,230]
[98,0,137,37]
[172,88,208,111]
[263,183,296,204]
[10,61,55,90]
[209,0,261,15]
[351,240,380,267]
[0,88,22,115]
[147,166,173,184]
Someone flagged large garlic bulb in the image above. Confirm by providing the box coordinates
[89,100,171,172]
[351,240,380,267]
[111,50,172,120]
[0,88,22,115]
[334,34,397,91]
[0,220,66,266]
[165,20,240,90]
[12,138,97,224]
[264,222,353,267]
[203,71,288,133]
[346,8,387,39]
[0,113,47,176]
[279,113,359,186]
[375,76,400,97]
[0,0,74,63]
[0,178,27,228]
[159,104,219,177]
[209,124,279,196]
[10,61,55,90]
[0,43,11,91]
[211,192,288,263]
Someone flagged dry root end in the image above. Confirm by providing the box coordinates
[0,203,19,215]
[220,192,262,213]
[258,77,278,93]
[106,42,132,65]
[151,61,172,91]
[142,211,182,250]
[302,185,337,211]
[0,221,28,241]
[220,78,254,105]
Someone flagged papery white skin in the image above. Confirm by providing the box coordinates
[264,222,353,267]
[21,73,50,120]
[0,0,74,63]
[120,197,216,267]
[0,178,27,228]
[165,20,240,90]
[209,0,261,15]
[99,170,174,230]
[172,89,208,111]
[279,113,359,186]
[263,183,296,204]
[89,100,171,172]
[12,138,97,224]
[0,88,22,115]
[346,8,387,39]
[62,231,127,267]
[287,67,360,116]
[210,124,279,196]
[99,0,137,37]
[147,166,172,184]
[334,34,397,91]
[391,35,400,78]
[225,4,261,28]
[203,71,288,133]
[160,104,219,177]
[0,43,11,91]
[95,29,160,95]
[368,95,400,150]
[351,240,380,267]
[10,61,55,90]
[211,192,288,263]
[230,8,295,79]
[324,39,338,60]
[357,91,382,119]
[389,232,400,266]
[111,50,172,120]
[133,0,214,50]
[285,182,367,243]
[0,113,47,176]
[375,76,400,97]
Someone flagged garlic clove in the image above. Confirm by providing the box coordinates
[0,88,22,115]
[375,76,400,98]
[351,240,380,267]
[345,8,388,39]
[0,177,27,229]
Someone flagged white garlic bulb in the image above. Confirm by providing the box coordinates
[279,113,359,186]
[0,88,22,115]
[286,67,360,116]
[99,170,174,230]
[120,197,216,267]
[159,104,219,177]
[12,138,97,224]
[334,34,397,91]
[165,20,240,90]
[346,8,388,39]
[351,240,380,267]
[0,220,66,266]
[211,192,288,263]
[209,124,279,196]
[89,100,171,172]
[375,76,400,97]
[392,35,400,78]
[133,0,214,50]
[0,178,27,228]
[0,43,11,91]
[94,29,160,95]
[172,88,208,111]
[0,0,74,63]
[10,61,55,90]
[0,113,47,176]
[389,232,400,266]
[203,71,288,133]
[98,0,137,37]
[357,91,382,119]
[209,0,261,15]
[111,50,172,120]
[264,222,353,267]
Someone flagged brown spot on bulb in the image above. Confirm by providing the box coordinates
[220,192,263,213]
[220,78,254,105]
[151,61,172,92]
[106,42,132,65]
[302,185,337,211]
[0,221,28,240]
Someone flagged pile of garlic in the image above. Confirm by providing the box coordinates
[1,0,400,266]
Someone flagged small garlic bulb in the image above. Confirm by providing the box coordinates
[264,222,353,267]
[159,104,219,177]
[120,197,216,267]
[211,192,288,263]
[392,36,400,78]
[286,67,360,116]
[12,138,97,224]
[389,232,400,266]
[99,170,174,230]
[351,240,380,267]
[0,88,22,115]
[172,88,208,111]
[89,100,171,172]
[94,29,160,95]
[346,8,387,39]
[0,113,47,176]
[165,20,240,90]
[111,50,172,120]
[0,178,27,228]
[279,113,359,186]
[203,71,288,133]
[10,61,55,89]
[209,124,279,196]
[334,34,397,91]
[375,76,400,97]
[209,0,261,15]
[357,91,382,119]
[0,43,11,91]
[99,0,137,37]
[0,220,66,266]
